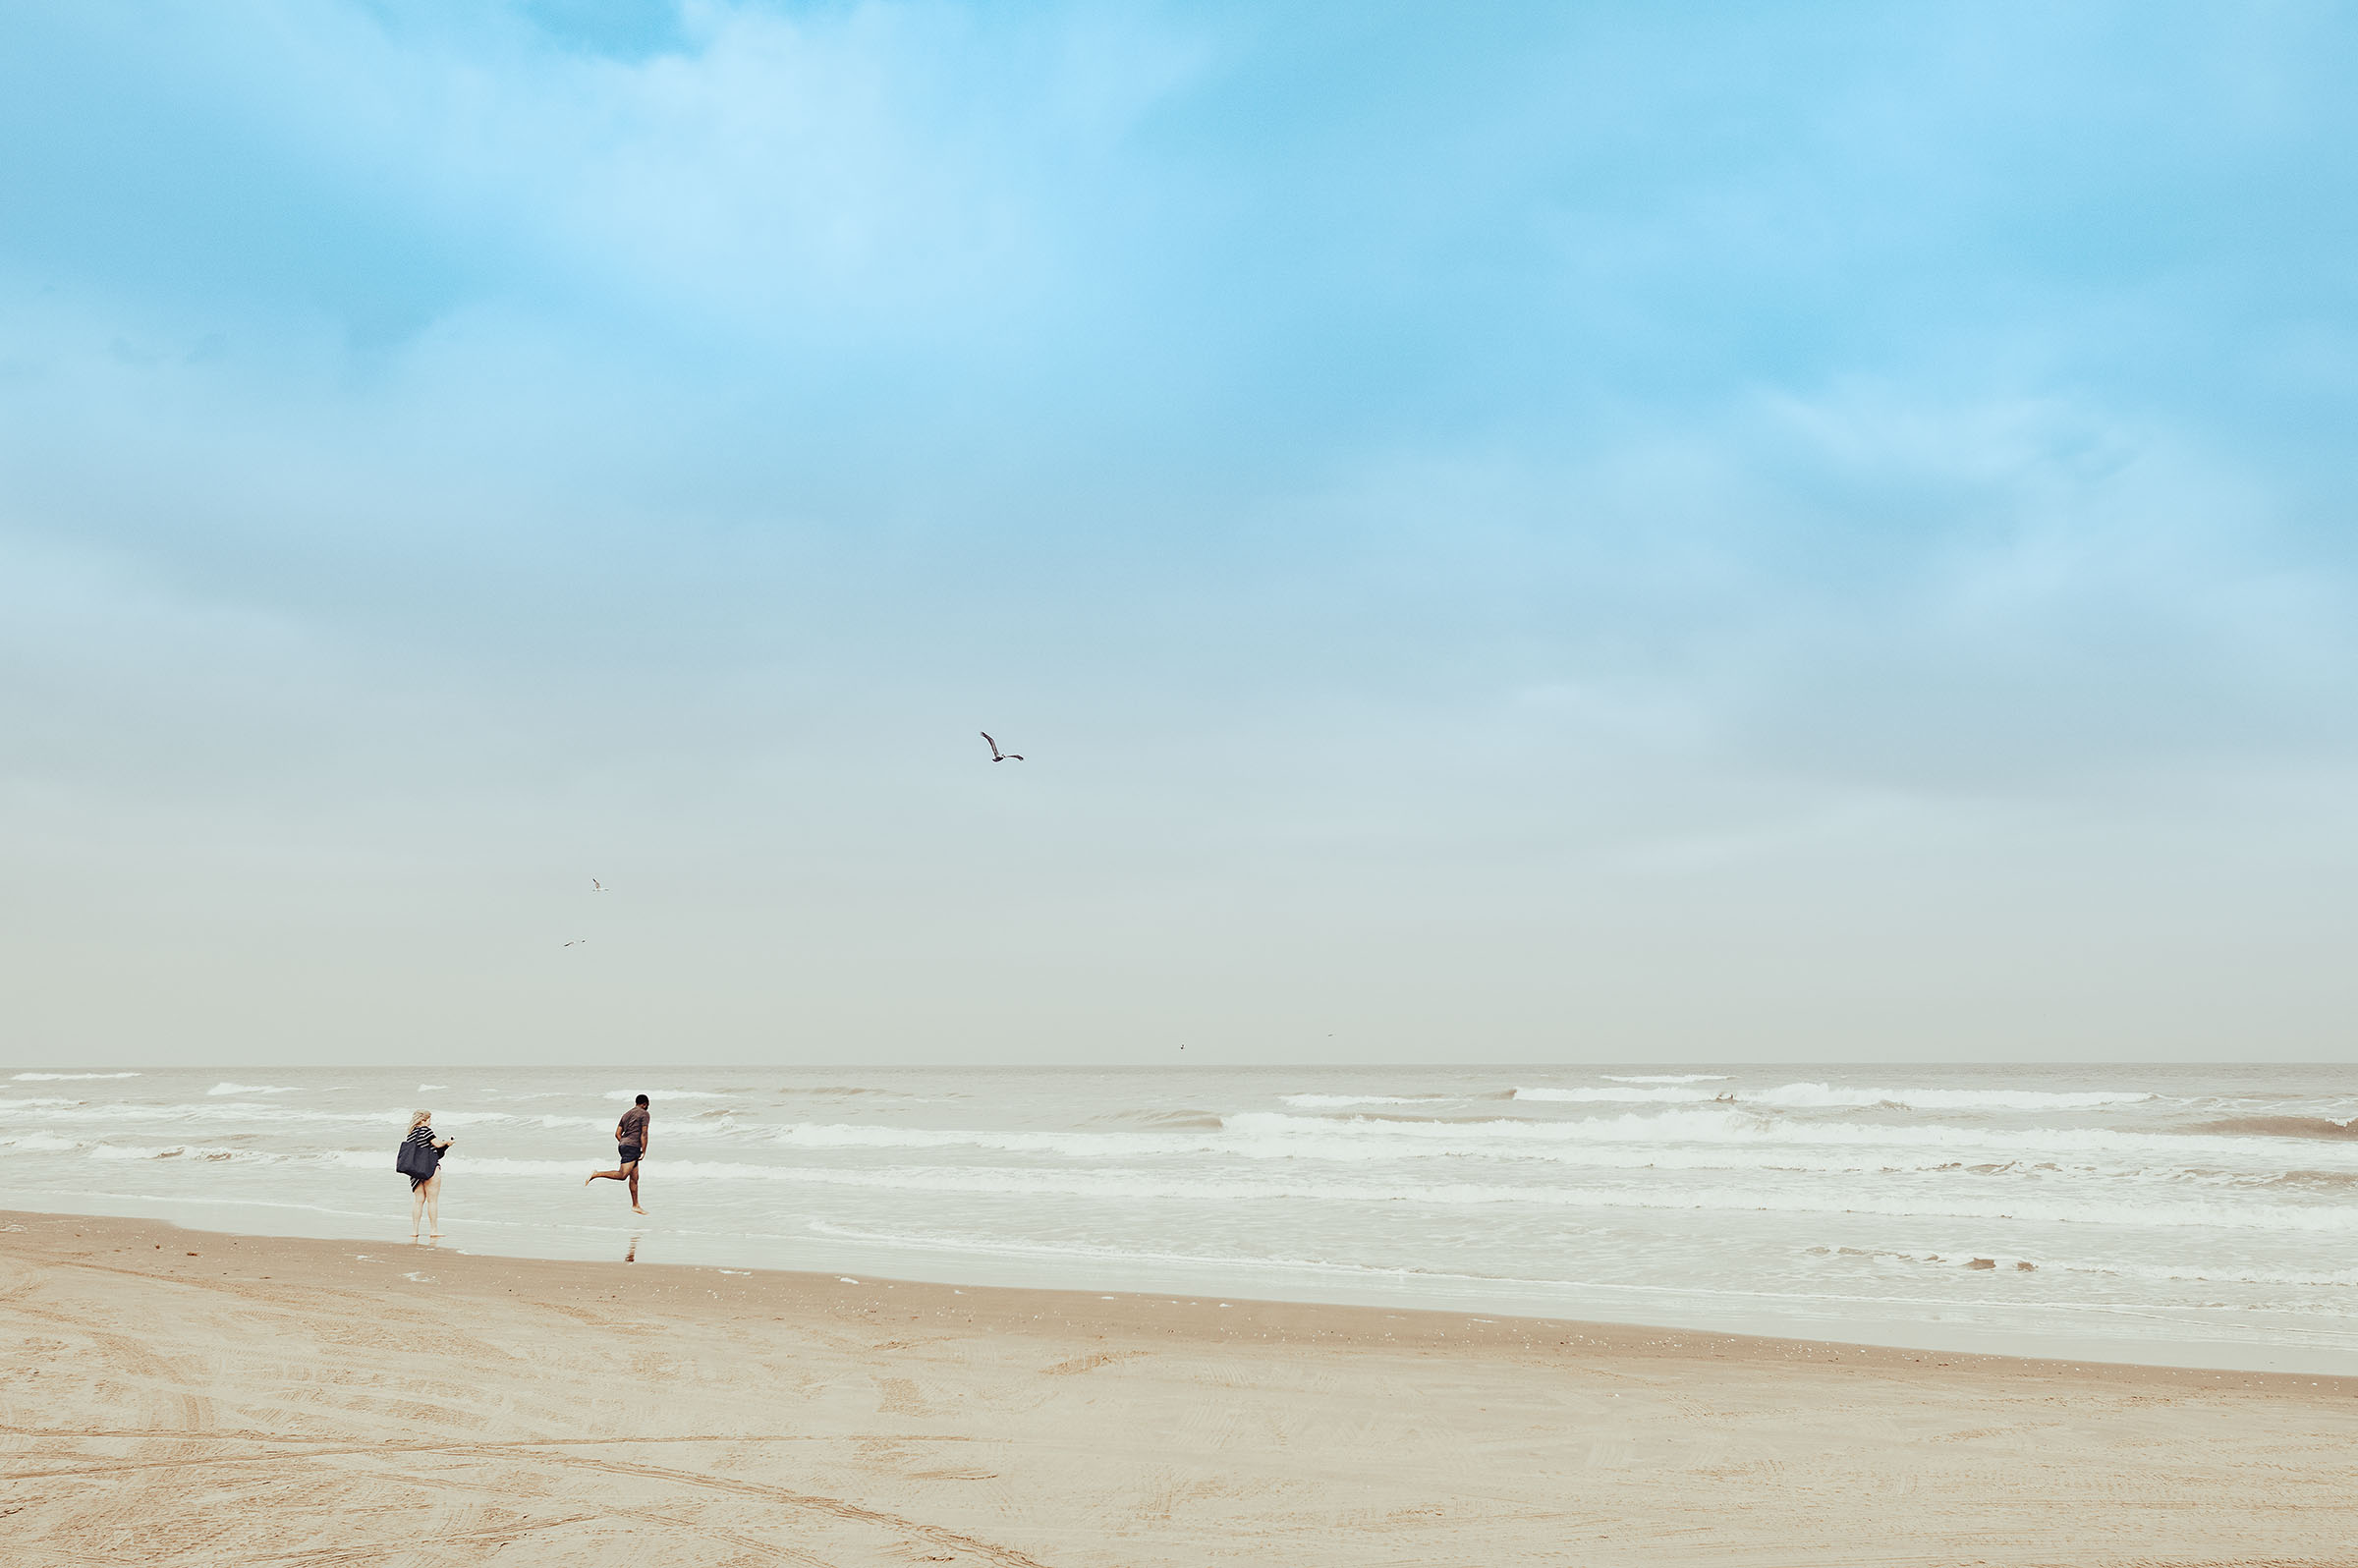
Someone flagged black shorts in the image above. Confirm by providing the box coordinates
[618,1144,643,1164]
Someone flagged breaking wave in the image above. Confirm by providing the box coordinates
[1600,1074,1730,1085]
[1743,1084,2155,1111]
[1518,1083,2150,1112]
[2183,1116,2358,1142]
[1282,1093,1456,1108]
[1515,1087,1717,1103]
[15,1064,2358,1368]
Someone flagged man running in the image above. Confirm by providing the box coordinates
[584,1093,651,1213]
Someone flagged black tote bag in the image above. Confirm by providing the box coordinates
[395,1138,438,1179]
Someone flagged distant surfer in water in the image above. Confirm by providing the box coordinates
[584,1093,650,1214]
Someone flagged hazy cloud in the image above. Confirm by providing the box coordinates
[3,1,2354,1062]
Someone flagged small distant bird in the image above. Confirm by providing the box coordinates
[981,731,1024,762]
[564,939,588,947]
[591,879,607,893]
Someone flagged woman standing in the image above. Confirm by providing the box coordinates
[403,1110,453,1240]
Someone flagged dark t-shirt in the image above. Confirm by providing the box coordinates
[618,1106,649,1147]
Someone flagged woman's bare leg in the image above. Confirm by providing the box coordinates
[410,1183,425,1239]
[423,1172,443,1238]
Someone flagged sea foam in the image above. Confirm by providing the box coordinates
[14,1062,2358,1370]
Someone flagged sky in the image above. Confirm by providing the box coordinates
[4,0,2355,1066]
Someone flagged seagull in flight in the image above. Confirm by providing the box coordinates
[981,731,1024,762]
[590,878,608,892]
[563,939,588,947]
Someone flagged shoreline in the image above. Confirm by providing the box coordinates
[12,1212,2358,1564]
[19,1191,2351,1378]
[9,1206,2353,1393]
[19,1061,2358,1385]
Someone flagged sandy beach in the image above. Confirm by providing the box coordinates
[3,1212,2353,1565]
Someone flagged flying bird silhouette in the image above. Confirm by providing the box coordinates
[981,731,1024,762]
[563,939,588,947]
[590,879,607,892]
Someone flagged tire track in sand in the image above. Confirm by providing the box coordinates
[534,1452,1052,1568]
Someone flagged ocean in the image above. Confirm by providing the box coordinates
[9,1063,2356,1373]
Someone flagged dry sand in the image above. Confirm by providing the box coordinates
[4,1211,2354,1566]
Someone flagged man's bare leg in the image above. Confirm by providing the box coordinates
[585,1166,627,1185]
[627,1162,646,1214]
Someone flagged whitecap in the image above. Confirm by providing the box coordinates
[1600,1074,1730,1085]
[1212,1108,2358,1175]
[1748,1083,2153,1111]
[1514,1087,1715,1103]
[1282,1093,1451,1108]
[13,1071,140,1082]
[208,1082,299,1096]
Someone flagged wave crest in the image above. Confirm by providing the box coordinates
[2184,1116,2358,1142]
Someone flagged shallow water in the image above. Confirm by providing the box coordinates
[10,1063,2356,1372]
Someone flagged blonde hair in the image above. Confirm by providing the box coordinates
[408,1109,432,1131]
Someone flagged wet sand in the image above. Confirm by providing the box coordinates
[4,1210,2354,1565]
